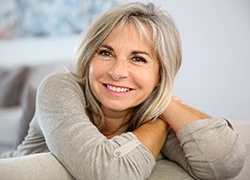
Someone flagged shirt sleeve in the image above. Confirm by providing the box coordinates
[161,118,246,180]
[36,72,155,180]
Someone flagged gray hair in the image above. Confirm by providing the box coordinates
[73,2,182,130]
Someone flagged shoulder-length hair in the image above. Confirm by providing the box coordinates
[73,2,182,131]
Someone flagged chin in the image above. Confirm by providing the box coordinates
[102,103,134,113]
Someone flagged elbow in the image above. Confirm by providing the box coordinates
[191,138,246,180]
[89,143,154,180]
[212,140,246,179]
[71,140,155,180]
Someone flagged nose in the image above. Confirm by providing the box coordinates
[108,58,129,80]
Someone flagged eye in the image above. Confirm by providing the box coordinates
[132,56,147,63]
[96,49,113,57]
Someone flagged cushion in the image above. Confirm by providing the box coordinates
[149,159,193,180]
[0,66,29,107]
[13,86,36,149]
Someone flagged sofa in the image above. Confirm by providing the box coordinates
[0,63,249,179]
[0,61,72,152]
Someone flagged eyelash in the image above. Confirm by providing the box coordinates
[132,56,147,63]
[96,48,148,64]
[97,49,113,57]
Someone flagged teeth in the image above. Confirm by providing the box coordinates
[107,85,129,93]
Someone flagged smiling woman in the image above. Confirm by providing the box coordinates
[89,23,159,122]
[75,3,182,131]
[89,23,160,136]
[0,2,247,180]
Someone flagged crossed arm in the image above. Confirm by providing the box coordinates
[36,73,246,179]
[0,73,245,180]
[135,96,246,179]
[133,96,210,159]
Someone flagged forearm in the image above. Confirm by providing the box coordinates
[133,118,169,159]
[161,98,210,132]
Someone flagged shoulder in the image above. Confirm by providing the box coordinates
[41,72,76,83]
[38,72,84,97]
[40,72,79,87]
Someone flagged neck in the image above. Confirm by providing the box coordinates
[100,107,133,139]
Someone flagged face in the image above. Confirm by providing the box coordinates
[89,23,159,115]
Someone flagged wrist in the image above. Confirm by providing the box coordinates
[133,118,169,159]
[161,98,211,132]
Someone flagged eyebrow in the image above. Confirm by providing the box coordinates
[98,44,114,51]
[99,43,152,59]
[131,50,152,59]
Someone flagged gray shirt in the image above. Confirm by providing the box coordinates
[0,72,246,180]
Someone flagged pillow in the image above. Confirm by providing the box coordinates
[0,66,29,107]
[13,85,36,149]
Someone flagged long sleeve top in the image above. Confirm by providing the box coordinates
[0,72,246,180]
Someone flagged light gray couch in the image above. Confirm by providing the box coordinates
[0,61,71,152]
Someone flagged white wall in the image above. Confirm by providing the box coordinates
[0,35,79,67]
[121,0,250,120]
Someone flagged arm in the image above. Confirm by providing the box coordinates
[160,97,211,132]
[36,73,167,180]
[161,97,246,179]
[133,118,169,159]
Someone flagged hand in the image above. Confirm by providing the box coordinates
[160,96,211,132]
[171,96,186,105]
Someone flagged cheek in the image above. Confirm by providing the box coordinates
[89,64,94,78]
[89,61,109,83]
[141,68,159,89]
[133,70,159,92]
[88,62,99,90]
[88,62,101,98]
[89,61,100,78]
[88,64,95,83]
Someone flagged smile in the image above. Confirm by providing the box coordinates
[106,85,130,93]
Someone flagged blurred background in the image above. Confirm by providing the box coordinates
[0,0,249,121]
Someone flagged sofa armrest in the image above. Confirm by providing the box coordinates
[0,106,22,152]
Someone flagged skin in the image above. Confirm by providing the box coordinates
[161,97,211,133]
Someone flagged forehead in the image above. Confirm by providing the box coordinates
[104,21,153,47]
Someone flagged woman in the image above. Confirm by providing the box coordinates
[0,2,246,180]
